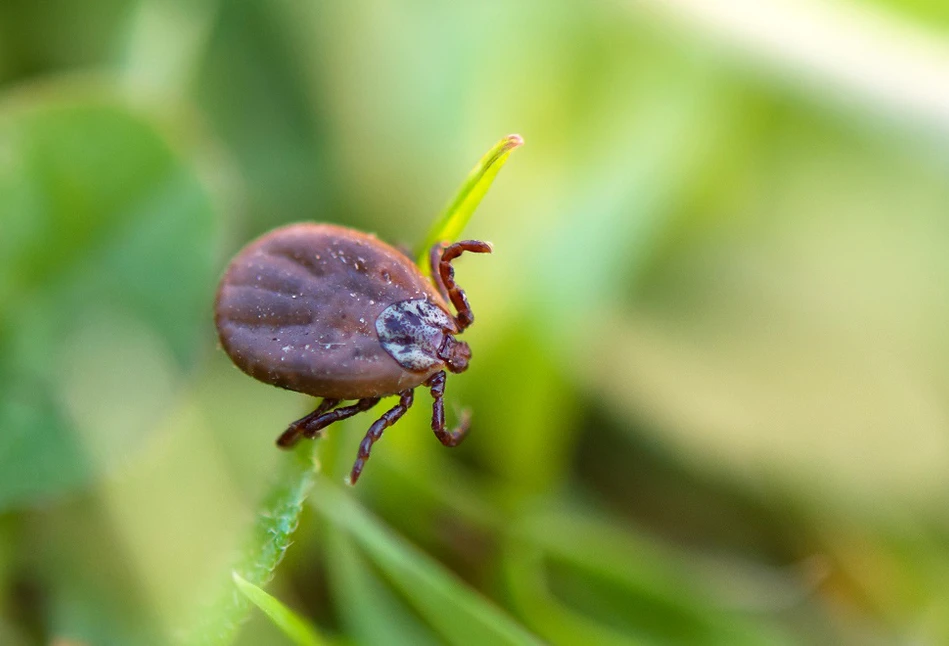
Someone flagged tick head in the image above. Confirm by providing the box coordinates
[377,298,467,374]
[438,335,471,373]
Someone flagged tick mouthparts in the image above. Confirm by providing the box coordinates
[438,336,471,373]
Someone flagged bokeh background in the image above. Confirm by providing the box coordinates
[3,0,949,644]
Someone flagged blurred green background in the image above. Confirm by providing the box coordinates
[3,0,949,644]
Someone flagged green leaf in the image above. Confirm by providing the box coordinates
[309,477,541,646]
[232,573,327,646]
[415,134,523,270]
[0,83,219,510]
[185,443,319,645]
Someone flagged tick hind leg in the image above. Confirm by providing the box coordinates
[276,397,380,448]
[347,389,415,485]
[430,240,492,331]
[426,371,471,447]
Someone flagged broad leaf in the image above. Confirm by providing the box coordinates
[0,84,219,509]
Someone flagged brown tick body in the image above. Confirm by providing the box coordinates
[214,223,490,484]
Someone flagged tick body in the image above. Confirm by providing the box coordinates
[214,223,490,484]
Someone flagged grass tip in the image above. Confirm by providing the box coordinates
[503,134,525,150]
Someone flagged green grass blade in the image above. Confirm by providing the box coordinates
[503,508,795,646]
[184,443,319,645]
[325,526,441,646]
[415,134,523,270]
[232,573,327,646]
[232,445,319,585]
[309,478,541,646]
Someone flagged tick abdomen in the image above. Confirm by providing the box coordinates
[215,223,448,399]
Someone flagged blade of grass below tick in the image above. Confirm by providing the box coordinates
[184,442,319,645]
[232,573,328,646]
[415,134,524,271]
[325,526,441,646]
[503,508,794,646]
[309,477,542,646]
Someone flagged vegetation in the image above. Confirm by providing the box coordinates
[2,1,949,644]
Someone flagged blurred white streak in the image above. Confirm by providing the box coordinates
[632,0,949,135]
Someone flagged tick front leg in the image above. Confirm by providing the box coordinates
[347,389,415,485]
[276,397,340,448]
[426,371,471,447]
[429,243,451,303]
[433,239,491,331]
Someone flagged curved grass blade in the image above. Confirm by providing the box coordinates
[184,443,319,645]
[309,477,541,646]
[325,526,441,646]
[232,573,328,646]
[415,134,524,271]
[502,508,794,646]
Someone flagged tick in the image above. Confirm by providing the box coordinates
[214,223,491,484]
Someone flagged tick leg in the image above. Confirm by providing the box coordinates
[301,397,382,440]
[276,398,340,448]
[429,243,451,303]
[426,370,471,447]
[348,389,415,485]
[432,239,491,331]
[276,397,381,448]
